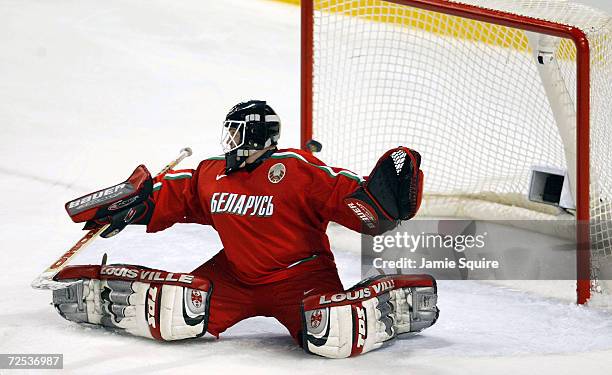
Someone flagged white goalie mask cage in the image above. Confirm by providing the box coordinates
[221,120,246,154]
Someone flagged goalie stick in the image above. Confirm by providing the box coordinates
[31,147,193,290]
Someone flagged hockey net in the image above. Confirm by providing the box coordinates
[302,0,612,304]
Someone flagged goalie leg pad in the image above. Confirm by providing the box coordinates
[301,274,438,358]
[53,264,212,341]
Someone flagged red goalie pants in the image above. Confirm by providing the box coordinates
[191,250,344,343]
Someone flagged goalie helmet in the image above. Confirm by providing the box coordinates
[221,100,281,173]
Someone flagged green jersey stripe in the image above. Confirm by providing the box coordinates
[271,152,364,183]
[164,172,192,180]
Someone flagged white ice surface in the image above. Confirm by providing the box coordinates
[2,1,612,374]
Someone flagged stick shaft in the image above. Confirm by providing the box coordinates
[157,147,192,176]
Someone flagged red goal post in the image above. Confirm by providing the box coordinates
[300,0,611,304]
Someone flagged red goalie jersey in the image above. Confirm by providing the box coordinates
[147,148,365,285]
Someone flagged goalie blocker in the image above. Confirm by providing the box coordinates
[52,264,212,341]
[64,165,155,238]
[301,274,439,358]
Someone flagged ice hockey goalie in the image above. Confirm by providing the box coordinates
[52,100,438,358]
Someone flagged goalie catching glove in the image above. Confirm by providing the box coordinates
[345,147,423,234]
[52,264,212,341]
[64,165,155,238]
[302,274,438,358]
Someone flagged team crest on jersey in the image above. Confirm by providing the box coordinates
[268,163,286,184]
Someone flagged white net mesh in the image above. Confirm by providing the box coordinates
[310,0,612,296]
